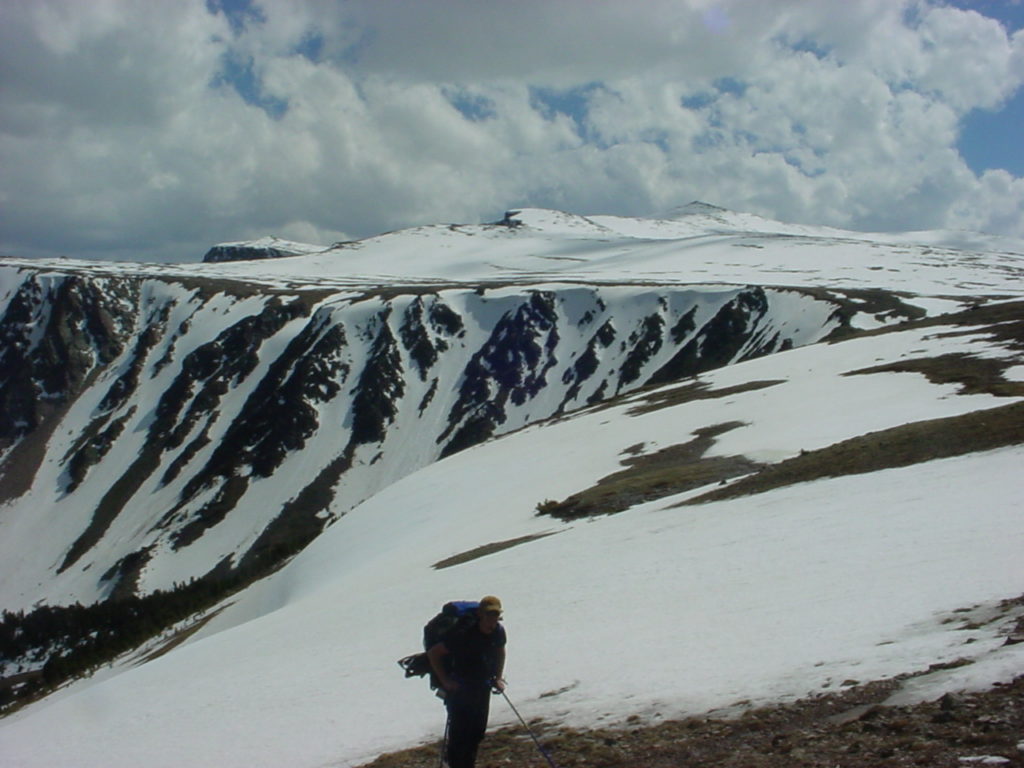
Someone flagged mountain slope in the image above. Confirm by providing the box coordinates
[0,276,854,611]
[0,206,1022,767]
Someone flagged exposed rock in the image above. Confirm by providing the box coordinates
[649,288,771,385]
[0,276,136,453]
[440,291,560,457]
[201,237,320,263]
[350,311,405,445]
[618,313,665,389]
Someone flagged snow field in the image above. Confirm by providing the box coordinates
[4,313,1022,766]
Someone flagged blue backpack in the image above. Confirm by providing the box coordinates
[398,600,479,687]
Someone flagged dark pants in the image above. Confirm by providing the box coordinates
[445,685,491,768]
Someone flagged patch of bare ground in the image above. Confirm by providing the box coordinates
[808,286,930,342]
[537,423,762,521]
[625,379,785,416]
[680,398,1024,507]
[848,299,1024,348]
[358,674,1024,768]
[433,532,560,570]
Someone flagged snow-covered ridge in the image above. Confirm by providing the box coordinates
[206,206,1022,293]
[3,205,1021,295]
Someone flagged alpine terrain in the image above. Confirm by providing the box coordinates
[0,204,1022,767]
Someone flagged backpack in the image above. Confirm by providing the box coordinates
[397,600,479,688]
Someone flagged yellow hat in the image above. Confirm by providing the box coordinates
[479,595,503,614]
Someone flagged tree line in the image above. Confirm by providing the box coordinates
[1,574,244,713]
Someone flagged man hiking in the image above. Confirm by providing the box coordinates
[427,595,507,768]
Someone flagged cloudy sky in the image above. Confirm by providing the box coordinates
[1,0,1022,262]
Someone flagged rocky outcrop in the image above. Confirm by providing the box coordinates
[201,238,319,263]
[0,276,137,453]
[439,291,560,457]
[649,288,781,385]
[350,313,406,445]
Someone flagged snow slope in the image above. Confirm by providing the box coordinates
[1,206,1023,767]
[2,298,1023,767]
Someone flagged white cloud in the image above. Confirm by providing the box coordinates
[948,168,1024,235]
[867,4,1024,111]
[0,0,1022,262]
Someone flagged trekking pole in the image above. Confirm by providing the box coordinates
[439,711,450,768]
[499,690,559,768]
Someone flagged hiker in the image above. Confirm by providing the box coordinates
[427,595,507,768]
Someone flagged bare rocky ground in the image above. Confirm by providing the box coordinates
[359,673,1024,768]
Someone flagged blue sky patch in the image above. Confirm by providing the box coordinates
[444,89,497,122]
[295,32,325,64]
[681,91,716,111]
[714,78,748,98]
[959,89,1024,176]
[683,79,748,112]
[946,1,1024,32]
[786,37,831,60]
[211,50,288,118]
[529,83,602,127]
[206,0,264,35]
[947,2,1024,176]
